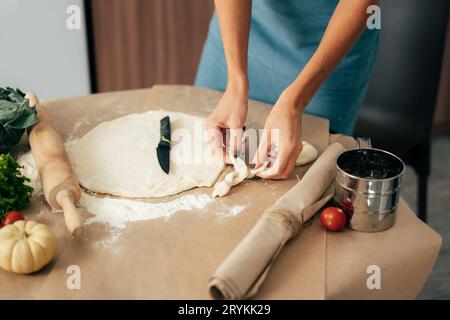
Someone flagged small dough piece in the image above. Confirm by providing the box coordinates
[296,141,318,166]
[230,157,249,186]
[211,140,318,198]
[211,158,248,198]
[247,161,269,179]
[224,171,238,184]
[212,172,237,198]
[211,158,268,198]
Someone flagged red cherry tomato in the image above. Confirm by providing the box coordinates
[0,218,4,228]
[320,207,347,232]
[341,197,354,219]
[342,198,353,210]
[3,211,25,226]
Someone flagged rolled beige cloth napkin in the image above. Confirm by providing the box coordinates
[209,142,345,300]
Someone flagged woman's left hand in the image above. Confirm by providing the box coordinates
[253,90,303,179]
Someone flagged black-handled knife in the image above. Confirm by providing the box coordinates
[156,116,171,174]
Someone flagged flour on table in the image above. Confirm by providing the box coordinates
[81,192,246,248]
[17,150,245,229]
[16,112,248,249]
[81,192,245,230]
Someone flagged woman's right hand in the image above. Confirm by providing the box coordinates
[205,83,248,159]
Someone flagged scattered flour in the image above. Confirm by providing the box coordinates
[17,151,246,237]
[95,230,122,251]
[81,192,245,230]
[227,205,246,218]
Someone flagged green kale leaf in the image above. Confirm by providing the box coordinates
[0,87,38,154]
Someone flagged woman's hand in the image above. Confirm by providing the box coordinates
[205,83,248,158]
[207,0,251,158]
[253,90,303,179]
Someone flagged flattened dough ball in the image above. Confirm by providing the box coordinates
[295,141,319,166]
[66,110,225,198]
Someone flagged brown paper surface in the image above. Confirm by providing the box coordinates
[0,86,328,299]
[0,89,151,299]
[325,135,442,300]
[209,143,345,300]
[0,87,440,300]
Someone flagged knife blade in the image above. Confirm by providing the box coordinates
[156,116,171,174]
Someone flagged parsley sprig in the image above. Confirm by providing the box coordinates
[0,153,33,218]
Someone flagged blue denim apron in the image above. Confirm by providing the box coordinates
[195,0,379,135]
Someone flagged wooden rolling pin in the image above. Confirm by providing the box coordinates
[26,92,85,237]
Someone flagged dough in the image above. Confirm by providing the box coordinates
[211,158,268,198]
[66,110,225,198]
[211,140,318,198]
[229,156,250,186]
[296,141,318,166]
[211,172,237,198]
[211,157,248,198]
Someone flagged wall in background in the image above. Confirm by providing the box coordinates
[0,0,90,100]
[89,0,214,92]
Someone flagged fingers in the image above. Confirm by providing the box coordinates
[251,129,271,169]
[276,146,301,179]
[206,126,225,158]
[257,143,302,180]
[229,128,244,157]
[257,147,289,179]
[206,124,246,163]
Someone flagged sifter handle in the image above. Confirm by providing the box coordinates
[357,137,372,149]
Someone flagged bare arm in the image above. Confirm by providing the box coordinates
[284,0,379,111]
[257,0,379,179]
[214,0,251,92]
[206,0,252,157]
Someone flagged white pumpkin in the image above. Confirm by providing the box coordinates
[0,220,56,274]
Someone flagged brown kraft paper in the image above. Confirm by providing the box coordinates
[209,143,346,299]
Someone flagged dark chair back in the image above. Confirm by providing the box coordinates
[356,0,450,151]
[355,0,450,222]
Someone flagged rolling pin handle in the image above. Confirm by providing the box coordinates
[56,189,84,238]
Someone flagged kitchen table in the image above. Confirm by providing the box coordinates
[0,86,441,299]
